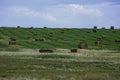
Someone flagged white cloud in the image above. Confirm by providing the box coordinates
[4,2,119,28]
[10,4,103,23]
[70,4,103,16]
[57,4,103,16]
[11,6,56,21]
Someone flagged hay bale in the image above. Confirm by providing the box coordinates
[96,37,104,42]
[94,40,101,46]
[35,38,45,41]
[9,41,16,45]
[44,27,47,28]
[78,42,88,49]
[71,49,78,53]
[39,49,54,53]
[95,36,106,46]
[17,26,21,28]
[110,26,114,30]
[35,38,39,41]
[115,39,120,43]
[10,37,16,41]
[93,26,97,29]
[95,37,104,46]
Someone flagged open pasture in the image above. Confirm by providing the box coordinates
[0,49,120,80]
[0,27,120,50]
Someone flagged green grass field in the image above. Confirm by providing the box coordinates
[0,50,120,80]
[0,27,120,80]
[0,27,120,50]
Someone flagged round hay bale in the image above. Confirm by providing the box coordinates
[44,27,47,28]
[17,26,21,28]
[78,42,88,49]
[9,41,16,45]
[93,26,97,29]
[10,37,16,41]
[110,26,114,30]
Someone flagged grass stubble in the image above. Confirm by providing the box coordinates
[0,49,120,80]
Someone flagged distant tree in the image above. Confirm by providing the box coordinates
[110,26,114,30]
[93,26,97,29]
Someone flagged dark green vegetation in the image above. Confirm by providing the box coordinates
[0,27,120,50]
[0,52,120,80]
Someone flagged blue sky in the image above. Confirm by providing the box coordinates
[0,0,120,28]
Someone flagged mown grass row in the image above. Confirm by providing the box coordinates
[0,27,120,50]
[0,54,120,80]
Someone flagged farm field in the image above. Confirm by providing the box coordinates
[1,0,120,79]
[0,27,120,80]
[0,27,120,50]
[0,49,120,80]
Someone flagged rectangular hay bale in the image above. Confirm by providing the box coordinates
[39,49,54,53]
[71,49,78,53]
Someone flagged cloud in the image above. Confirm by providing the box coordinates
[56,4,104,16]
[1,1,120,28]
[8,4,104,24]
[70,4,103,16]
[11,6,56,21]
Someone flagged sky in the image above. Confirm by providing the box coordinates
[0,0,120,28]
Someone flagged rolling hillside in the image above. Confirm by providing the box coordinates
[0,27,120,50]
